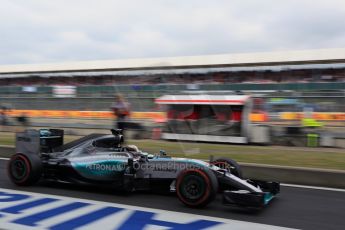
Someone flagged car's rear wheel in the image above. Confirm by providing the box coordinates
[7,153,42,186]
[176,168,218,208]
[211,157,243,178]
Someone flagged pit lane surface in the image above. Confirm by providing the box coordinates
[1,159,344,230]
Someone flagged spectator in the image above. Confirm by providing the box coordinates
[111,94,131,133]
[0,106,8,126]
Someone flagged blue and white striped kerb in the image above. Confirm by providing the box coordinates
[0,188,294,230]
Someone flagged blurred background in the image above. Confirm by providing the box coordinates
[0,50,344,149]
[0,1,344,170]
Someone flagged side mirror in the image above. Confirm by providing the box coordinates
[159,150,166,157]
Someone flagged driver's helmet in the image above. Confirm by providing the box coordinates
[126,145,139,152]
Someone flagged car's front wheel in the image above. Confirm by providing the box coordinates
[176,168,218,208]
[7,153,42,186]
[211,157,243,178]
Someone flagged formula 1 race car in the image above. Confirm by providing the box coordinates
[8,129,280,208]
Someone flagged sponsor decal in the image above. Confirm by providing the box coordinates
[0,189,221,229]
[72,160,126,176]
[86,163,124,172]
[0,189,293,229]
[71,157,210,174]
[5,110,166,120]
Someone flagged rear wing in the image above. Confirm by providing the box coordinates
[16,129,64,154]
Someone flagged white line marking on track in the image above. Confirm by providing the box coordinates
[0,157,9,161]
[281,183,345,192]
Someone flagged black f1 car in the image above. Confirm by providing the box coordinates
[8,129,280,208]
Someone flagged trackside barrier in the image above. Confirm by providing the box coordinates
[281,112,345,121]
[241,163,345,189]
[5,110,345,121]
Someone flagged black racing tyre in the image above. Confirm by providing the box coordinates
[176,168,218,208]
[210,157,243,179]
[7,153,42,186]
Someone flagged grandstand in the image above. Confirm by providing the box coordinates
[0,48,344,112]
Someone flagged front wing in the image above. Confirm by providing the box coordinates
[222,181,280,207]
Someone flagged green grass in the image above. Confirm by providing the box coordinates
[0,132,16,146]
[128,140,345,170]
[1,132,344,170]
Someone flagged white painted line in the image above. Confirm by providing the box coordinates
[281,183,345,192]
[0,157,9,161]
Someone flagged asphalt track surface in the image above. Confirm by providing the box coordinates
[1,159,344,230]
